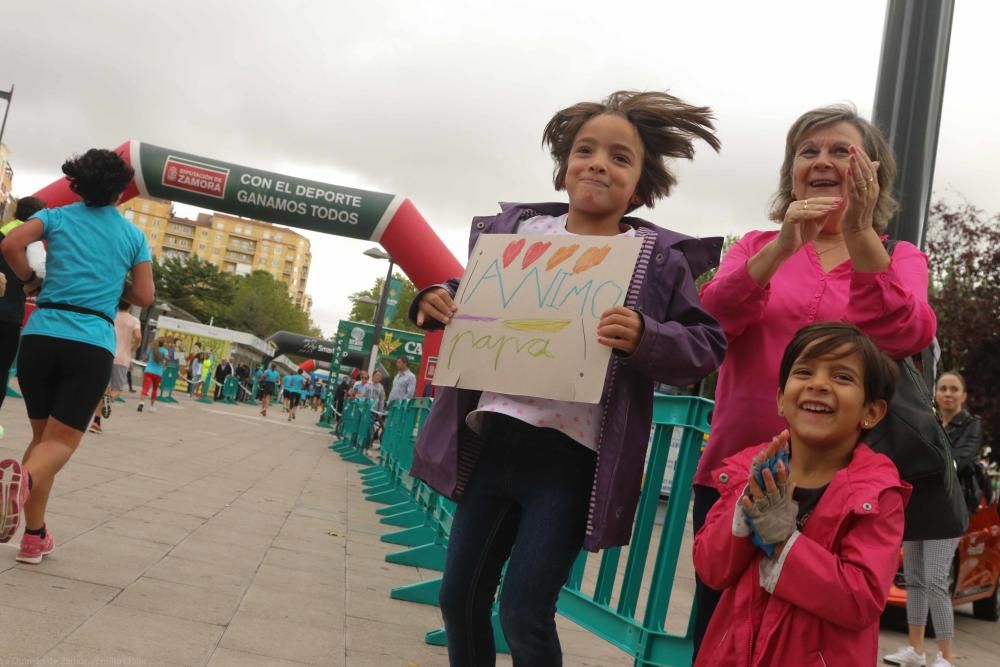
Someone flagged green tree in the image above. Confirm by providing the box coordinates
[217,270,322,339]
[347,273,421,333]
[152,255,236,322]
[695,234,740,290]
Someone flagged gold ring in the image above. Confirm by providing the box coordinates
[803,203,809,210]
[867,177,874,183]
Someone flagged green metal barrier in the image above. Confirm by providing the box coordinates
[316,390,335,428]
[338,393,711,665]
[330,398,376,465]
[244,379,259,407]
[219,375,239,404]
[158,366,180,404]
[554,395,712,667]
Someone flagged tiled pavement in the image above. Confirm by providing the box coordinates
[0,392,996,666]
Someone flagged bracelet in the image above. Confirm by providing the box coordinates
[22,270,37,283]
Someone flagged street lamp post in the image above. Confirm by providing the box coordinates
[363,247,394,376]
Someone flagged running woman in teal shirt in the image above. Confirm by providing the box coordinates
[0,149,154,564]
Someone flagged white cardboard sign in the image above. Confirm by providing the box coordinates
[433,234,642,403]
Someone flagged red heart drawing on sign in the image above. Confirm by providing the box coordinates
[521,241,552,269]
[502,239,526,268]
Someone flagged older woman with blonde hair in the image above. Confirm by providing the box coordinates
[690,104,937,659]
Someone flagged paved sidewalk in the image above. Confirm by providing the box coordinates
[0,392,996,665]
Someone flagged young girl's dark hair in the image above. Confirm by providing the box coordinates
[779,322,898,404]
[541,90,721,209]
[62,149,134,207]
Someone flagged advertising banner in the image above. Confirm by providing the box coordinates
[137,143,396,240]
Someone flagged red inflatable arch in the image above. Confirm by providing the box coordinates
[32,141,463,393]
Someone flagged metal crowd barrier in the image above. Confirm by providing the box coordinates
[335,393,712,666]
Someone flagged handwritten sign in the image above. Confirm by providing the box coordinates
[433,234,642,403]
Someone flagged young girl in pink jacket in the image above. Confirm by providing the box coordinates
[693,322,910,666]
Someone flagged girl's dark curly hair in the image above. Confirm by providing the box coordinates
[62,148,134,207]
[542,90,721,209]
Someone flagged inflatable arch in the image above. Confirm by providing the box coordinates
[31,141,462,393]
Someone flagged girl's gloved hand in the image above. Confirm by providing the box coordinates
[741,432,798,551]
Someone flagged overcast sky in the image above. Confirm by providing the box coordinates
[4,1,998,338]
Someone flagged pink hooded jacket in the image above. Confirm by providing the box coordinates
[693,442,911,667]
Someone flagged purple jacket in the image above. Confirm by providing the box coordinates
[408,202,727,551]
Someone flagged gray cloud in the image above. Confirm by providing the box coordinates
[4,0,998,335]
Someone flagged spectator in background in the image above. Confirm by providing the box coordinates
[352,370,369,398]
[334,376,349,421]
[366,369,387,413]
[0,196,47,413]
[186,352,202,397]
[388,357,416,403]
[214,357,234,400]
[200,354,213,399]
[235,362,249,402]
[884,371,982,667]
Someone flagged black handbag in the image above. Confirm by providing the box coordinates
[864,240,969,541]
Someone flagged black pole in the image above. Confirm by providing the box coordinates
[367,260,395,375]
[872,0,955,250]
[0,85,13,147]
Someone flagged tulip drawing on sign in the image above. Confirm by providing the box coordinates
[502,239,526,268]
[572,245,611,274]
[521,241,552,269]
[545,244,580,271]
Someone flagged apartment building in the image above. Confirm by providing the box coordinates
[120,196,312,311]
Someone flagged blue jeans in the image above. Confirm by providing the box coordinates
[439,414,597,667]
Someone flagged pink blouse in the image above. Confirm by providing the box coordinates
[694,230,936,487]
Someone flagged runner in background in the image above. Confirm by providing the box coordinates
[137,337,167,413]
[286,369,305,421]
[89,301,140,433]
[259,363,279,417]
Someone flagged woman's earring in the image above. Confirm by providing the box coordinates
[863,420,870,427]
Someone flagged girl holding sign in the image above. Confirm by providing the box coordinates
[411,90,727,666]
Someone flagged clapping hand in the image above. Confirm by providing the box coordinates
[841,146,880,236]
[742,431,798,548]
[775,197,843,257]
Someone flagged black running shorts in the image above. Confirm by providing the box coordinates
[17,335,113,432]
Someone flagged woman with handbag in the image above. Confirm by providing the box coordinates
[884,371,982,667]
[693,104,937,659]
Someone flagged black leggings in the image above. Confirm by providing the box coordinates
[0,321,20,410]
[691,484,723,662]
[17,335,113,432]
